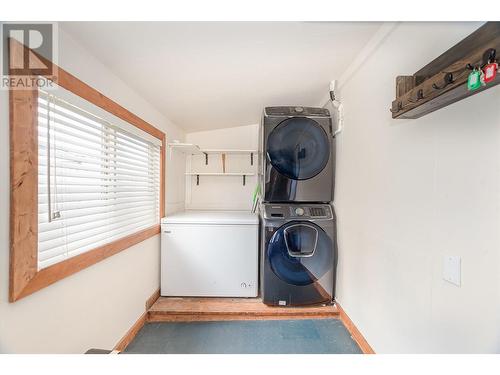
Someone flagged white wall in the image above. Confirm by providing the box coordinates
[334,22,500,353]
[184,124,259,211]
[0,27,185,353]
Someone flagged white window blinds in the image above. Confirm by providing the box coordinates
[37,87,161,270]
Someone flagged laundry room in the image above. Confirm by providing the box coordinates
[1,2,500,374]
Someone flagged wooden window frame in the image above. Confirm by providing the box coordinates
[9,39,166,302]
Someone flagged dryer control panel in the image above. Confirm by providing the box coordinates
[264,106,331,118]
[262,203,333,220]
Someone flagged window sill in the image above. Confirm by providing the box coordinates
[10,224,160,302]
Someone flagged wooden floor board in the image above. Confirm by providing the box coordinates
[147,297,339,322]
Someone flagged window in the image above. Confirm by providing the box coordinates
[37,88,162,269]
[9,38,165,301]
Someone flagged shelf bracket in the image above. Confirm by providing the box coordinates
[196,174,200,186]
[250,152,254,166]
[242,175,246,186]
[204,152,208,165]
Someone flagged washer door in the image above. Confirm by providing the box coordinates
[267,221,333,286]
[267,117,330,180]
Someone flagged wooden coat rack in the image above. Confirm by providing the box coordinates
[391,22,500,119]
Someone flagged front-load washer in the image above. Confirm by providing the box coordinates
[260,203,337,306]
[259,106,335,203]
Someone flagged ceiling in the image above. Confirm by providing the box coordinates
[61,22,382,132]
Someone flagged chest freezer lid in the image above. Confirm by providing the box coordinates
[161,210,258,225]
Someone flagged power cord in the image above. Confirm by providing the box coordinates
[328,80,344,138]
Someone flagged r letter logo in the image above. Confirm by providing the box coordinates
[1,22,57,90]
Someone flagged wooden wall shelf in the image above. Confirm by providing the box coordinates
[169,143,257,156]
[203,149,257,154]
[186,172,255,186]
[168,143,202,155]
[186,172,255,176]
[391,22,500,119]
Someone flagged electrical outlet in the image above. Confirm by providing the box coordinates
[443,256,461,287]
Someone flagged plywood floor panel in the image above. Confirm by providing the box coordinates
[148,297,339,322]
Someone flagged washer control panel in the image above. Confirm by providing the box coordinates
[262,203,332,220]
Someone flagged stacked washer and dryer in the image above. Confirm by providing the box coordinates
[259,106,338,307]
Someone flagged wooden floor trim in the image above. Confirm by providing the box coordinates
[148,313,338,322]
[113,288,160,352]
[336,303,375,354]
[145,288,160,310]
[113,312,147,352]
[147,297,340,322]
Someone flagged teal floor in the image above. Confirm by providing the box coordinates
[123,319,362,354]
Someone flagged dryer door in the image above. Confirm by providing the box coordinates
[267,221,333,286]
[267,117,330,181]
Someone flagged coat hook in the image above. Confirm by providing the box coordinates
[390,101,402,113]
[432,72,454,90]
[465,49,497,73]
[483,48,496,65]
[407,89,424,103]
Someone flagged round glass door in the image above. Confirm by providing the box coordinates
[267,221,333,286]
[267,117,330,180]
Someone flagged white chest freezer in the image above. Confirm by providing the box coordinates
[160,211,259,297]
